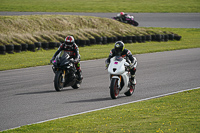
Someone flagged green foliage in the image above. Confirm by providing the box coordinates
[0,0,200,13]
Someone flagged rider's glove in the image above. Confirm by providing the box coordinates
[50,57,55,63]
[128,63,134,69]
[105,63,109,68]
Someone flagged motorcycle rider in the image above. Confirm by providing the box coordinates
[105,41,137,84]
[50,36,83,80]
[117,12,128,22]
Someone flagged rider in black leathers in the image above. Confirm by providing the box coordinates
[117,12,128,22]
[105,41,137,84]
[51,36,83,80]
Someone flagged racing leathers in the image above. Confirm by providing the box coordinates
[52,43,82,80]
[117,13,128,22]
[106,48,137,84]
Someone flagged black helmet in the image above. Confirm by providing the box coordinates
[114,41,124,56]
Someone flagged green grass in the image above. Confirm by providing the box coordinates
[1,28,200,71]
[0,0,200,13]
[2,88,199,133]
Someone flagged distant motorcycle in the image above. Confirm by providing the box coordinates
[51,50,82,91]
[107,56,135,99]
[113,14,139,26]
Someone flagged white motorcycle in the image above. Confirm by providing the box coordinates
[107,56,135,99]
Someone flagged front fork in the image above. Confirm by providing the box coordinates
[110,75,121,89]
[62,70,66,83]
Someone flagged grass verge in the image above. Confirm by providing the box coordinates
[2,88,199,133]
[0,28,200,71]
[0,0,200,13]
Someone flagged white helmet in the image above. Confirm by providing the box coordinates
[64,36,75,45]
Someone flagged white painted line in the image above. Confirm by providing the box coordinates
[4,87,200,131]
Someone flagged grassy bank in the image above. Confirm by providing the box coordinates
[1,0,200,13]
[0,27,200,71]
[0,15,175,46]
[2,88,199,133]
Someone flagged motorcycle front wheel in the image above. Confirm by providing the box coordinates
[110,78,120,99]
[54,71,64,91]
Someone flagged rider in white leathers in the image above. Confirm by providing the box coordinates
[105,41,137,84]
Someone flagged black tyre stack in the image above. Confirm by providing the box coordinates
[5,44,14,54]
[14,44,22,53]
[0,45,6,55]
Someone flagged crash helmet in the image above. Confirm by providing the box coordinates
[114,41,124,56]
[120,12,125,16]
[64,36,75,46]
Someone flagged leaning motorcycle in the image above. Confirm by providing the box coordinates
[113,15,139,26]
[51,50,82,91]
[107,56,135,99]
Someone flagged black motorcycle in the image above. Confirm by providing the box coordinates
[113,14,139,26]
[51,50,82,91]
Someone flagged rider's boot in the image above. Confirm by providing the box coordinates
[77,70,83,81]
[131,75,136,85]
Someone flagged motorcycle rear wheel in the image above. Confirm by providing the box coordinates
[124,84,135,96]
[132,21,139,26]
[110,78,120,99]
[54,71,64,91]
[72,80,82,89]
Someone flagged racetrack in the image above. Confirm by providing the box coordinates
[0,12,200,131]
[0,48,200,131]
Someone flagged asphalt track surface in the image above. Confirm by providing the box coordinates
[0,12,200,131]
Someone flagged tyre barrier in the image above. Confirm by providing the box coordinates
[174,34,182,41]
[5,44,14,54]
[132,36,137,43]
[141,36,146,43]
[102,37,107,44]
[27,44,35,52]
[168,34,174,40]
[136,36,142,43]
[41,42,49,50]
[95,37,103,44]
[34,42,41,50]
[1,33,181,54]
[127,36,132,43]
[86,40,90,46]
[21,44,28,51]
[164,34,169,42]
[122,36,127,43]
[117,36,123,41]
[156,34,162,42]
[75,39,80,46]
[14,45,22,53]
[57,42,61,47]
[49,42,57,49]
[79,40,86,47]
[89,38,96,45]
[146,35,151,42]
[0,45,6,55]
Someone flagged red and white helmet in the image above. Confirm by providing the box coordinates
[64,36,75,45]
[120,12,125,16]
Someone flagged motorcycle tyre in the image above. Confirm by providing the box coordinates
[54,71,64,91]
[72,80,82,89]
[132,21,139,26]
[124,84,135,96]
[110,78,120,99]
